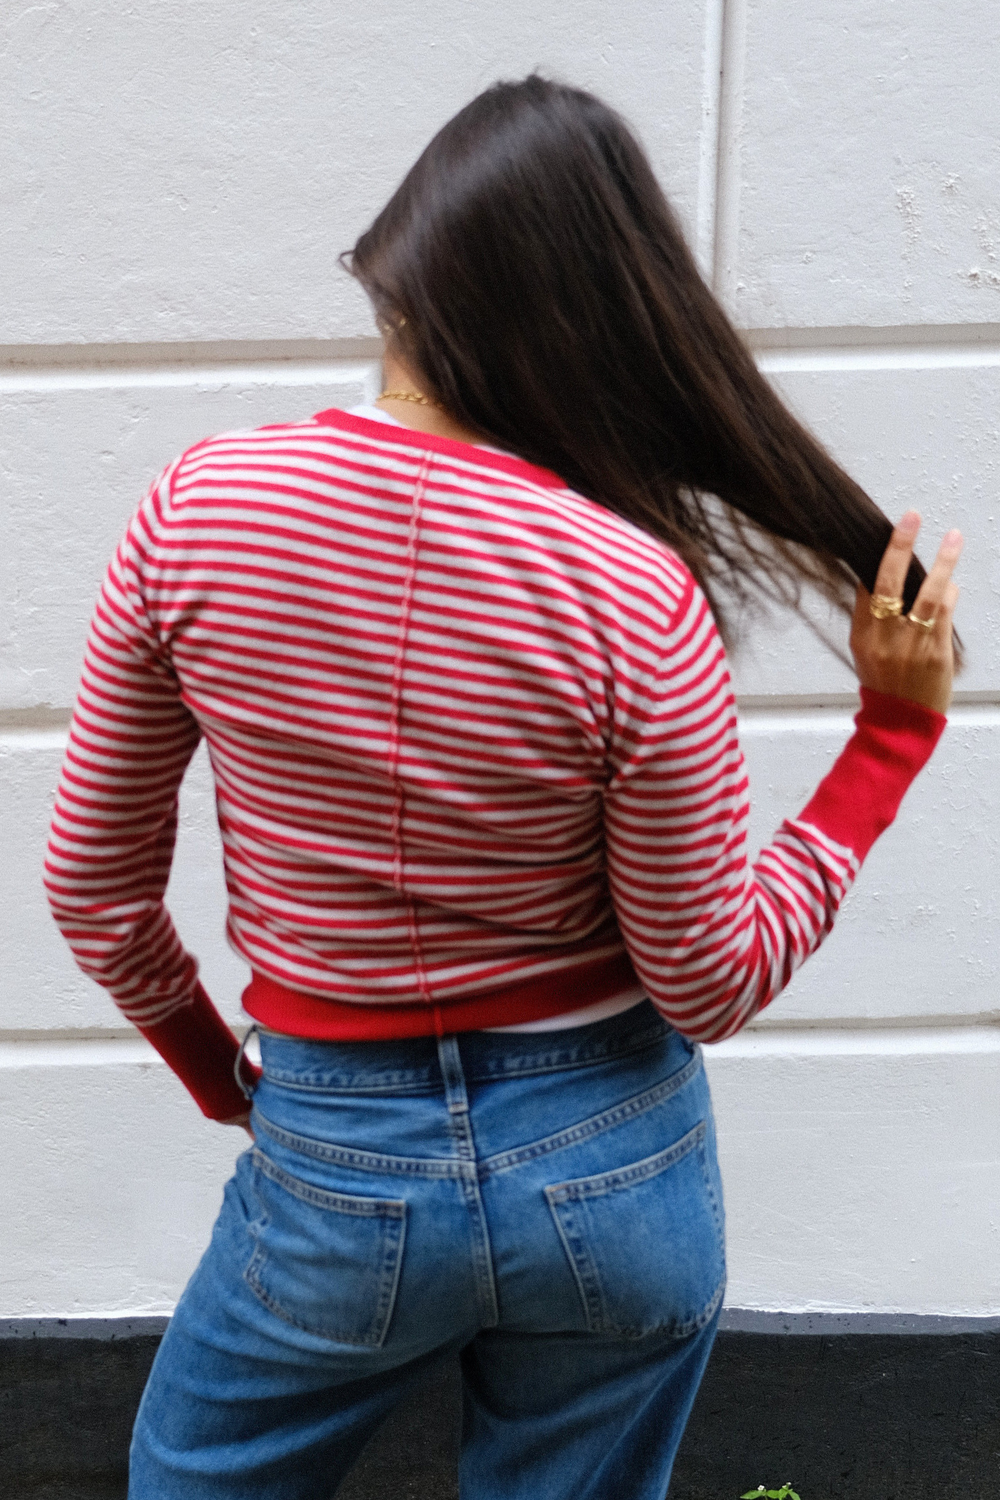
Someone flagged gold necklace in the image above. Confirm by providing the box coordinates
[379,389,441,408]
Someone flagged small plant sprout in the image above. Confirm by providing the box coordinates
[740,1486,801,1500]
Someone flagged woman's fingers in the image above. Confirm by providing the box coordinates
[851,521,963,715]
[872,510,921,600]
[907,529,964,627]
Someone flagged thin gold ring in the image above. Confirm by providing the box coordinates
[869,594,904,620]
[907,611,936,630]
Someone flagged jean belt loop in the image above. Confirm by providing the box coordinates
[234,1023,261,1103]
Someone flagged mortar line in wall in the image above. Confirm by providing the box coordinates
[736,704,1000,735]
[3,691,999,738]
[0,337,383,371]
[711,0,747,298]
[748,322,1000,351]
[735,690,1000,712]
[0,358,383,394]
[706,1023,1000,1059]
[0,1026,252,1044]
[4,347,998,394]
[758,343,1000,374]
[1,1018,996,1066]
[743,1013,1000,1035]
[0,708,72,731]
[2,1310,997,1337]
[695,0,726,278]
[2,328,999,387]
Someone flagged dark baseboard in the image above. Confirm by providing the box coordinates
[1,1316,997,1498]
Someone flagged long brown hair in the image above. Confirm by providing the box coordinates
[345,75,936,656]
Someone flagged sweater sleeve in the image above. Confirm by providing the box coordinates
[603,581,945,1043]
[44,468,254,1120]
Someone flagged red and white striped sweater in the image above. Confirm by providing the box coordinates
[45,408,945,1119]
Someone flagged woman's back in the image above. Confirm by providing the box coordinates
[52,405,737,1020]
[50,386,937,1075]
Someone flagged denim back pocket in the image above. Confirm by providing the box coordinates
[545,1120,725,1340]
[244,1149,407,1347]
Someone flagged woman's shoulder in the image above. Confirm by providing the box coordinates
[149,411,699,623]
[170,415,343,474]
[529,478,699,621]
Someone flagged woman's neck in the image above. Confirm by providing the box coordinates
[375,353,483,445]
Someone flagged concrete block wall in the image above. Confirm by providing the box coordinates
[2,0,997,1323]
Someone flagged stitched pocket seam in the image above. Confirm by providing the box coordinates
[252,1051,702,1185]
[253,1110,467,1178]
[544,1120,706,1204]
[251,1149,407,1216]
[480,1049,703,1179]
[544,1122,725,1340]
[243,1154,407,1347]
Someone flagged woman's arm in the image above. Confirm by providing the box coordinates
[603,514,960,1043]
[44,469,254,1121]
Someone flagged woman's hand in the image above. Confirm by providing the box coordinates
[851,511,962,715]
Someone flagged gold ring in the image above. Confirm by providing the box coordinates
[869,594,904,620]
[907,611,936,630]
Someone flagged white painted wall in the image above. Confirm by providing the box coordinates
[1,0,997,1320]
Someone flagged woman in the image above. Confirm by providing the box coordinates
[46,76,961,1499]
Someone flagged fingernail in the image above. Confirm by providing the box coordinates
[945,529,963,545]
[898,510,920,531]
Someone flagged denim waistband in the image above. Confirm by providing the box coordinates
[257,999,683,1093]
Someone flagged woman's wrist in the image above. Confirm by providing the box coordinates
[792,687,947,863]
[857,683,947,730]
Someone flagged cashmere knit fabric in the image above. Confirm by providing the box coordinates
[45,409,945,1117]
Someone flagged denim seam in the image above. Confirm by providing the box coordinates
[250,1149,406,1217]
[256,1015,672,1093]
[438,1036,500,1329]
[478,1049,702,1179]
[242,1157,408,1348]
[687,1272,727,1339]
[250,1049,703,1185]
[261,1081,441,1097]
[252,1108,470,1179]
[461,1021,674,1082]
[546,1197,605,1332]
[544,1131,727,1340]
[257,1072,440,1095]
[543,1120,706,1203]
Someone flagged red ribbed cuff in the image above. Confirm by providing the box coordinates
[797,687,946,861]
[137,982,260,1121]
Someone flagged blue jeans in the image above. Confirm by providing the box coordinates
[130,1002,725,1498]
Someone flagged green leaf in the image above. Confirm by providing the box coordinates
[740,1491,766,1498]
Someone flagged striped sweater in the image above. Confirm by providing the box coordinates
[45,408,945,1119]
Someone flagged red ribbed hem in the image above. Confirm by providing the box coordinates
[242,952,639,1041]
